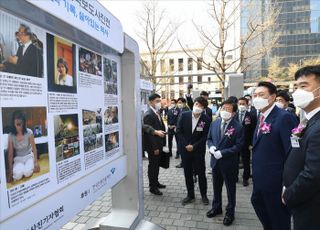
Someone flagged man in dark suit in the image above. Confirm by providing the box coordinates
[167,99,180,158]
[143,93,166,195]
[282,65,320,230]
[206,99,244,226]
[186,91,212,123]
[6,24,43,77]
[236,97,255,186]
[251,82,298,230]
[175,97,190,168]
[176,97,210,205]
[276,90,299,122]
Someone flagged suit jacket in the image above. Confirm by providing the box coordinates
[207,117,244,169]
[176,111,210,155]
[16,43,43,77]
[235,111,255,147]
[167,107,180,134]
[283,111,320,228]
[252,106,298,192]
[143,108,166,152]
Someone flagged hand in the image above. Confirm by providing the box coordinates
[209,146,216,154]
[8,55,18,64]
[185,145,193,152]
[154,130,166,138]
[249,145,253,151]
[213,150,222,159]
[154,149,160,155]
[174,127,177,133]
[33,162,40,173]
[282,186,286,205]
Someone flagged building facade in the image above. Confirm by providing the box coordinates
[243,0,320,82]
[141,49,239,101]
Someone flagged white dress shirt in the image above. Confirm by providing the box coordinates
[305,107,320,121]
[22,40,32,56]
[261,103,276,122]
[192,113,200,133]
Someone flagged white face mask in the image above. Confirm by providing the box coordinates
[253,97,270,110]
[292,87,320,109]
[193,106,203,114]
[275,102,284,109]
[238,105,247,112]
[154,102,161,111]
[220,110,232,121]
[177,103,184,109]
[169,104,175,109]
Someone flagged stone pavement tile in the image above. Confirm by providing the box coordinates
[184,220,197,228]
[72,224,87,230]
[75,216,90,224]
[161,218,174,225]
[196,221,210,229]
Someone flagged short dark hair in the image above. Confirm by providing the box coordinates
[238,97,248,105]
[11,110,27,135]
[194,96,208,108]
[244,94,252,99]
[276,90,290,102]
[257,81,277,95]
[221,99,238,112]
[227,96,238,104]
[148,93,161,101]
[57,58,69,74]
[200,91,209,97]
[294,65,320,81]
[177,97,186,103]
[20,23,32,36]
[170,99,177,103]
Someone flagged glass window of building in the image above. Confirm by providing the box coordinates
[169,59,174,72]
[170,91,175,99]
[197,75,202,83]
[160,59,166,73]
[188,76,192,83]
[197,57,203,70]
[178,58,184,71]
[170,76,174,84]
[188,58,193,71]
[179,90,184,97]
[179,76,184,84]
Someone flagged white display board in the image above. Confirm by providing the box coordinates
[27,0,124,53]
[0,4,126,229]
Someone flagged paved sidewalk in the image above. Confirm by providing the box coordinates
[62,150,262,230]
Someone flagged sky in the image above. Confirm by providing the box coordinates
[99,1,214,51]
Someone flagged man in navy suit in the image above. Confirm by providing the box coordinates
[251,82,298,230]
[167,99,180,158]
[283,65,320,230]
[206,99,244,226]
[176,97,210,206]
[143,93,166,196]
[236,97,255,187]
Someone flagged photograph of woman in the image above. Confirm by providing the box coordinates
[7,111,40,183]
[55,57,73,87]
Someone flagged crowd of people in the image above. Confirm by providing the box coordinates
[142,65,320,229]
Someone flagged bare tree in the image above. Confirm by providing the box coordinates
[136,1,178,92]
[178,0,280,89]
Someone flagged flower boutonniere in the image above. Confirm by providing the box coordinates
[260,122,271,134]
[198,121,205,128]
[225,127,235,138]
[291,123,306,138]
[244,117,251,125]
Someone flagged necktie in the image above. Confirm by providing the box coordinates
[257,114,265,136]
[16,44,24,57]
[221,121,227,137]
[240,112,244,123]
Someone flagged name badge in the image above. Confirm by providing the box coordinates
[290,136,300,148]
[196,127,203,132]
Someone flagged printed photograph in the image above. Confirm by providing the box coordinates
[47,34,77,93]
[2,107,49,188]
[79,47,102,76]
[82,109,103,152]
[54,114,80,162]
[105,132,119,152]
[104,106,118,125]
[103,58,117,84]
[0,12,44,78]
